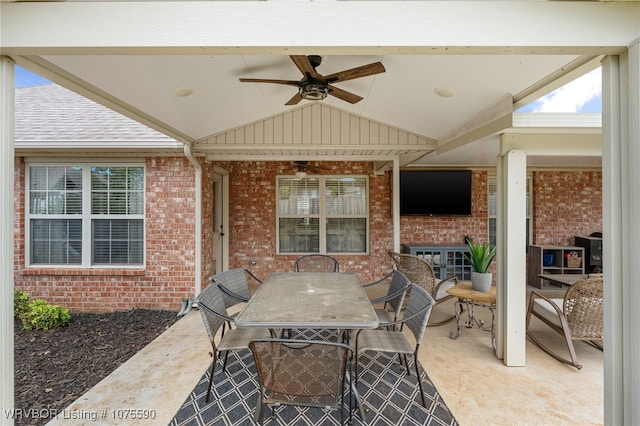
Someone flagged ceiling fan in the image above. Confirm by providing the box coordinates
[290,161,327,178]
[239,55,385,105]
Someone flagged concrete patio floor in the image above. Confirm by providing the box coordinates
[47,286,603,425]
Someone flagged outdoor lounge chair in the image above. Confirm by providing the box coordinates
[354,284,435,408]
[249,338,353,425]
[388,250,458,326]
[196,283,270,403]
[526,275,604,370]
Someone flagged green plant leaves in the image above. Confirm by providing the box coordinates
[464,240,496,273]
[14,290,71,330]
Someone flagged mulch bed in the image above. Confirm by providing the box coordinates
[14,309,180,426]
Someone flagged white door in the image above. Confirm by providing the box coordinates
[213,172,229,273]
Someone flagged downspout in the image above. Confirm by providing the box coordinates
[183,142,202,297]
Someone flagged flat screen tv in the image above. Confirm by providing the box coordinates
[399,170,472,216]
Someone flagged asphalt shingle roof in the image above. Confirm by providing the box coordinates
[15,84,176,143]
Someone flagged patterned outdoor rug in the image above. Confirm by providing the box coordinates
[170,345,458,426]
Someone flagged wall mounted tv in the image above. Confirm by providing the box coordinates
[399,170,472,216]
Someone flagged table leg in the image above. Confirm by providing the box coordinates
[463,301,484,329]
[448,299,463,339]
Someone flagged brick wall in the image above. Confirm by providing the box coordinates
[14,156,198,313]
[532,170,602,246]
[227,161,394,283]
[13,157,603,313]
[399,170,490,246]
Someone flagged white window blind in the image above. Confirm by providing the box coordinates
[277,175,368,254]
[27,164,144,267]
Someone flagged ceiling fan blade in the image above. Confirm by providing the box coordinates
[290,55,322,79]
[327,85,364,104]
[285,92,303,106]
[323,62,386,84]
[239,78,300,86]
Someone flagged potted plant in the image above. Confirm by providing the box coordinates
[464,237,496,292]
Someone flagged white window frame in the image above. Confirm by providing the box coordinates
[276,174,370,255]
[25,161,145,268]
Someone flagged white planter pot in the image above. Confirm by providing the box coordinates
[471,271,492,292]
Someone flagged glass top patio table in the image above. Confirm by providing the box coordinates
[234,272,379,330]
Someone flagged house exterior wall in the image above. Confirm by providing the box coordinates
[13,157,603,313]
[226,161,396,282]
[399,170,490,246]
[532,170,602,245]
[13,156,201,313]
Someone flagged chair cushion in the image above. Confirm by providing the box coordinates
[532,298,564,328]
[435,280,456,301]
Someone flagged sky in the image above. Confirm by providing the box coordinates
[15,66,51,88]
[15,65,603,113]
[516,67,602,113]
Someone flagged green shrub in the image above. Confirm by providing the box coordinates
[14,290,31,319]
[20,299,71,331]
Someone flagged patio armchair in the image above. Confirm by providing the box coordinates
[354,284,435,408]
[249,338,353,425]
[361,270,411,326]
[388,250,458,326]
[526,275,604,370]
[294,254,340,272]
[196,283,270,403]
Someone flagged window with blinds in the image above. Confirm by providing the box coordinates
[27,164,144,266]
[488,174,532,249]
[277,175,368,254]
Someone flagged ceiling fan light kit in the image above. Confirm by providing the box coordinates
[299,81,329,101]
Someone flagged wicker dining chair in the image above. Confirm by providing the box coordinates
[249,338,353,425]
[526,275,604,370]
[294,254,340,272]
[196,283,270,403]
[388,250,457,326]
[354,284,435,408]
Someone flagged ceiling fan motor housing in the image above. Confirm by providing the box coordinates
[299,80,329,100]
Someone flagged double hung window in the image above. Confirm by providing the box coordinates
[27,164,144,266]
[277,176,368,254]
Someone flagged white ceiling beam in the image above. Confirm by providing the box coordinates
[1,2,638,54]
[501,132,601,157]
[435,94,513,155]
[204,154,399,162]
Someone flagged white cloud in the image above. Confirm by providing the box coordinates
[529,67,602,113]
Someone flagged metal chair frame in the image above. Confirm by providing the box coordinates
[354,284,435,408]
[249,338,353,425]
[294,254,340,272]
[196,283,270,403]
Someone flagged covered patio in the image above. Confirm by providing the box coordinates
[2,2,639,424]
[46,297,603,425]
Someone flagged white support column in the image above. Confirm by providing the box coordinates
[495,148,527,366]
[602,41,640,426]
[0,56,16,425]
